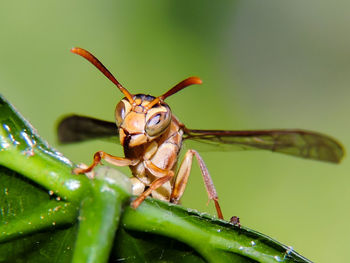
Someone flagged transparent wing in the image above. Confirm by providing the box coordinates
[184,129,344,163]
[57,115,118,144]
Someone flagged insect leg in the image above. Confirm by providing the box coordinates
[73,151,138,174]
[170,149,223,219]
[131,161,174,209]
[169,150,193,204]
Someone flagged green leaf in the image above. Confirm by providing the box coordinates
[0,95,312,263]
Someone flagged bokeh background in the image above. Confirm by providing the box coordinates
[1,1,349,262]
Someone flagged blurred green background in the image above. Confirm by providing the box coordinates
[0,1,349,262]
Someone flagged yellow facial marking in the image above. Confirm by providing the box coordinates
[122,112,146,134]
[134,98,142,105]
[129,133,148,147]
[123,99,132,114]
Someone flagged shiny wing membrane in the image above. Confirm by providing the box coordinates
[184,129,344,163]
[57,115,118,144]
[57,115,344,163]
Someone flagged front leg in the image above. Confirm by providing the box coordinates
[131,160,174,209]
[73,151,139,175]
[170,149,224,219]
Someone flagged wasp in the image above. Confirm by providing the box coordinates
[58,47,344,220]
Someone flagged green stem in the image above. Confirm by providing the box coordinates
[72,167,131,263]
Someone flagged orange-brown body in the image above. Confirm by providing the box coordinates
[66,47,344,221]
[120,95,184,201]
[72,81,221,214]
[65,47,224,218]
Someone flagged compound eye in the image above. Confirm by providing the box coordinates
[115,100,128,127]
[145,109,171,137]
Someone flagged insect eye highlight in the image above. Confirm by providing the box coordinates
[145,109,171,137]
[115,100,128,127]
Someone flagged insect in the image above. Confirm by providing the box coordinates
[58,47,344,220]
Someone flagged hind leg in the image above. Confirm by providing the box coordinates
[170,149,223,219]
